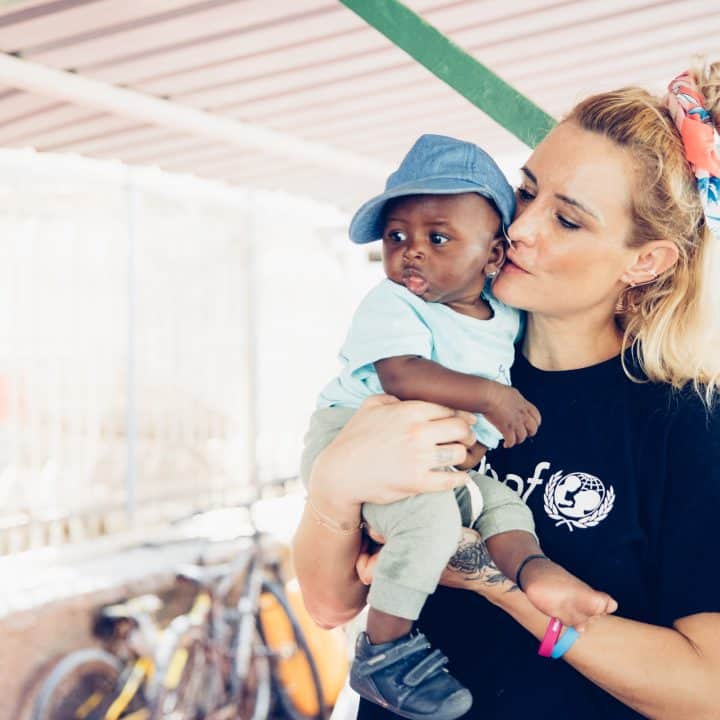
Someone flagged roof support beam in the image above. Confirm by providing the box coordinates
[0,51,391,178]
[339,0,556,148]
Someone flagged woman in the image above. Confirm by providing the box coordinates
[293,64,720,719]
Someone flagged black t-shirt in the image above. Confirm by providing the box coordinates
[357,351,720,720]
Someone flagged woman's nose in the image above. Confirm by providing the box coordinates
[506,206,540,248]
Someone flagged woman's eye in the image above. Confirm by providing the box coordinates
[517,187,535,202]
[388,230,406,243]
[556,214,581,230]
[429,233,450,245]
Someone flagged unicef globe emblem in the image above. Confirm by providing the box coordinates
[544,471,615,531]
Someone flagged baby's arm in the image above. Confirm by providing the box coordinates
[375,355,540,448]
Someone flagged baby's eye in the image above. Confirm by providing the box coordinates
[387,230,406,243]
[429,233,450,245]
[517,187,535,203]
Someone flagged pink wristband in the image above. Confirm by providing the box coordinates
[538,617,563,657]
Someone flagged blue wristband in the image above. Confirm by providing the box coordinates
[551,627,579,659]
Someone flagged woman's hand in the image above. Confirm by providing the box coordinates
[309,394,476,513]
[356,528,384,586]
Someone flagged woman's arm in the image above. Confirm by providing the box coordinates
[292,501,367,629]
[443,529,720,720]
[292,394,476,628]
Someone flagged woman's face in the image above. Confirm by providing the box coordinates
[493,121,639,318]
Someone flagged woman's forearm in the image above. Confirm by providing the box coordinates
[292,501,368,629]
[442,530,720,719]
[496,591,720,720]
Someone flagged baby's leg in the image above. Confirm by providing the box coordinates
[302,408,463,638]
[299,406,358,488]
[362,490,461,642]
[351,495,472,720]
[470,472,617,627]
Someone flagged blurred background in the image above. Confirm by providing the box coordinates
[1,0,717,556]
[0,0,717,715]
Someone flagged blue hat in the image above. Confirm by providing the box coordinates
[349,134,515,244]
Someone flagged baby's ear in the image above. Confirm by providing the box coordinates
[484,236,506,277]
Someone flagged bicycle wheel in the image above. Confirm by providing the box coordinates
[234,637,272,720]
[258,581,327,720]
[32,648,138,720]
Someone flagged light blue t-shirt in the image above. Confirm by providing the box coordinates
[318,279,522,449]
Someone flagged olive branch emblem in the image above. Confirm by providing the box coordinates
[543,471,615,532]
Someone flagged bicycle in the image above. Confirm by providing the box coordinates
[32,497,333,720]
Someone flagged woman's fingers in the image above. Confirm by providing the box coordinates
[418,468,470,494]
[459,426,477,449]
[415,415,476,446]
[431,442,469,469]
[356,550,381,586]
[360,393,400,409]
[399,399,475,426]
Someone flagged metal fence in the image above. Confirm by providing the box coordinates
[0,149,375,554]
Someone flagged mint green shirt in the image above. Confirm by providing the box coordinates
[318,279,522,449]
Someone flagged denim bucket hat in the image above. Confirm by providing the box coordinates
[349,133,515,244]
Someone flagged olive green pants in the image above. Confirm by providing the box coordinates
[301,406,535,620]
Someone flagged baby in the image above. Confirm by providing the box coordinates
[301,134,615,720]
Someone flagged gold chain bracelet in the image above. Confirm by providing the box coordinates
[306,495,365,535]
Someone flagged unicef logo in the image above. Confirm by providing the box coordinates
[544,471,615,531]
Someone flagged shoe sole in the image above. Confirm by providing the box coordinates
[350,680,472,720]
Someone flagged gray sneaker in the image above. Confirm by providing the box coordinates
[349,631,472,720]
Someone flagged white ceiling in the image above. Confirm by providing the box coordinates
[0,0,717,209]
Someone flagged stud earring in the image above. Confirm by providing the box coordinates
[487,269,498,279]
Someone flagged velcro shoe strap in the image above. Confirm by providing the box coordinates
[354,633,431,678]
[402,649,448,687]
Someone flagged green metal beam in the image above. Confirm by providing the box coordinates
[339,0,556,148]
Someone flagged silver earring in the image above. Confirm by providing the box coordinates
[487,270,498,279]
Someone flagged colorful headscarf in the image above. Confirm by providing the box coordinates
[664,71,720,238]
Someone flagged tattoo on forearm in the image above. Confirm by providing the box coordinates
[448,537,518,591]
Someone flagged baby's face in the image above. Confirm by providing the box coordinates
[381,193,502,303]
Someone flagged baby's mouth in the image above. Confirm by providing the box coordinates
[401,268,429,295]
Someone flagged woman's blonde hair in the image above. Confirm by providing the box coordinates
[565,60,720,405]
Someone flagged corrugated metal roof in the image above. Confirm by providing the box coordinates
[0,0,717,208]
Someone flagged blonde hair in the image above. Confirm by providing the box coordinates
[564,60,720,405]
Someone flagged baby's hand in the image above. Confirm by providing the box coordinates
[520,557,618,629]
[455,441,487,470]
[482,385,541,448]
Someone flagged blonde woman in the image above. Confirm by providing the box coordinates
[293,63,720,720]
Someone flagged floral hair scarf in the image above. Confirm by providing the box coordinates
[665,71,720,238]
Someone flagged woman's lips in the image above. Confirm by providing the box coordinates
[402,268,429,295]
[503,257,531,275]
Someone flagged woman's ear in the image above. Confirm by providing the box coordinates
[484,238,507,277]
[620,241,679,286]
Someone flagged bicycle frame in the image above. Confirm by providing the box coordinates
[96,590,213,720]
